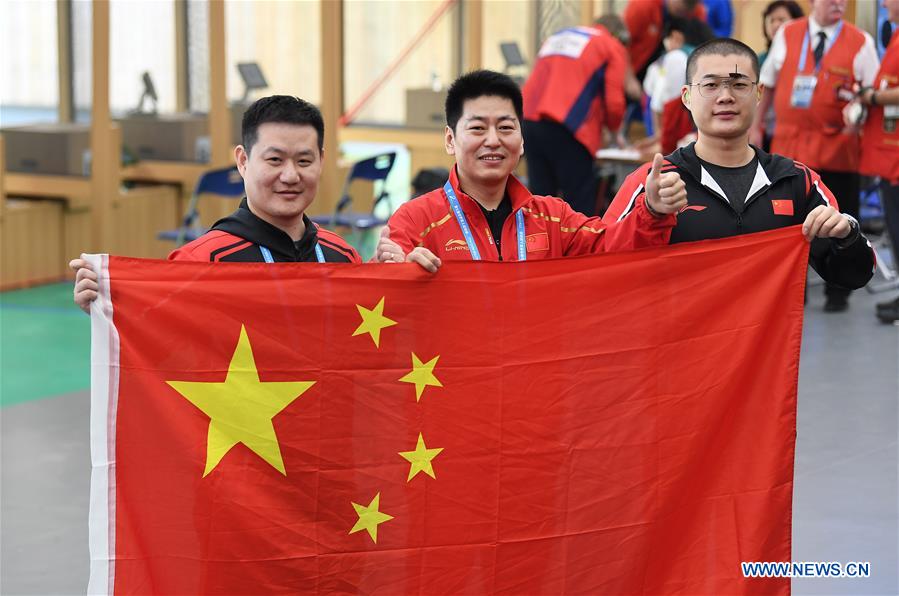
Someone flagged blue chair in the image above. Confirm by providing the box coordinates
[312,152,397,231]
[158,166,245,246]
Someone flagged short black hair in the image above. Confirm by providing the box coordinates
[685,38,761,84]
[445,70,523,132]
[241,95,324,154]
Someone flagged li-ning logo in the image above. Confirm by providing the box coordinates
[444,239,469,252]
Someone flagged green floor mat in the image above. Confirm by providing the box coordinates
[1,282,90,407]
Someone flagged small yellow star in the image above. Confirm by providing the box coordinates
[166,325,315,477]
[398,433,444,481]
[398,352,442,402]
[349,492,393,543]
[352,296,397,348]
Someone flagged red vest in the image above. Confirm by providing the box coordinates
[860,33,899,183]
[772,17,867,173]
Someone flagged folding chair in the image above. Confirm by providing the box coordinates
[311,152,397,259]
[158,166,245,246]
[312,152,397,230]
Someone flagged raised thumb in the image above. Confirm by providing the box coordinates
[649,153,664,179]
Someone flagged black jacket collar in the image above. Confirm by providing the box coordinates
[667,142,802,187]
[211,198,320,261]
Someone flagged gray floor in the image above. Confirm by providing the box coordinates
[2,291,897,595]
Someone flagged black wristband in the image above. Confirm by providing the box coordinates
[643,194,663,218]
[871,91,878,106]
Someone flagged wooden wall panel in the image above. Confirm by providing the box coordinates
[109,185,181,259]
[63,207,93,277]
[0,200,65,289]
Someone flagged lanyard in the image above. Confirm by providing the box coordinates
[259,243,325,263]
[798,21,843,74]
[444,181,527,261]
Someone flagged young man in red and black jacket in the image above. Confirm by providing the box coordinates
[374,70,686,272]
[604,38,875,296]
[72,95,359,312]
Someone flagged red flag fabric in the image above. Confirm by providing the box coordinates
[87,226,808,595]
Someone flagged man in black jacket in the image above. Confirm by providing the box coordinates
[604,38,875,303]
[71,96,360,313]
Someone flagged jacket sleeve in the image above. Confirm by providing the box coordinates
[602,39,628,132]
[561,174,675,256]
[385,202,425,255]
[602,162,653,223]
[803,167,876,289]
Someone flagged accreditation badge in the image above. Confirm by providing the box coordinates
[884,103,898,134]
[790,75,818,109]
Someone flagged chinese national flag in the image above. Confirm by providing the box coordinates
[87,227,807,595]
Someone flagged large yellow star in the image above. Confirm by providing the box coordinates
[352,296,397,348]
[398,433,444,481]
[349,492,393,543]
[166,325,315,477]
[398,352,442,402]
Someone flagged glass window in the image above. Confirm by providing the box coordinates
[0,0,59,125]
[225,0,322,106]
[482,1,535,78]
[72,0,92,123]
[109,0,177,116]
[343,1,460,126]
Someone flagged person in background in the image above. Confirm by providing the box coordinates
[854,0,899,322]
[703,0,734,38]
[752,0,880,312]
[638,16,715,157]
[522,16,629,215]
[758,0,805,151]
[623,0,707,82]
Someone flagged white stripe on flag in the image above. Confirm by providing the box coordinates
[87,253,119,595]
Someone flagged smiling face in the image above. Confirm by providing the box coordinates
[764,6,793,42]
[683,53,760,141]
[235,122,322,230]
[445,95,524,190]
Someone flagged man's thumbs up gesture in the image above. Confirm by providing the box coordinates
[645,153,687,216]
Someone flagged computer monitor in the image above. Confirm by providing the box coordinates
[237,62,268,103]
[500,42,526,70]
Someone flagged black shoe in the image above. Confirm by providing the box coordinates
[824,295,849,312]
[876,296,899,314]
[876,297,899,323]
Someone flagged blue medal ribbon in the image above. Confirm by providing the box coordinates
[444,180,528,261]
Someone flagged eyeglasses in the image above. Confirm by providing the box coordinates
[691,79,758,98]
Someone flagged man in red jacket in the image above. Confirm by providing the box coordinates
[624,0,707,80]
[376,70,686,271]
[521,17,628,215]
[71,96,360,313]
